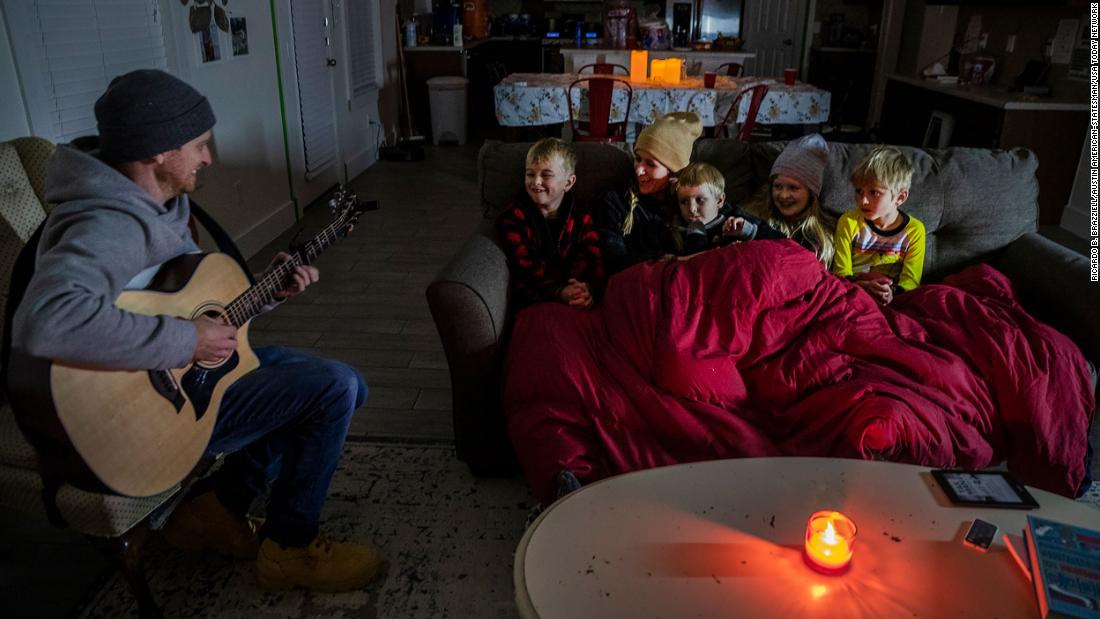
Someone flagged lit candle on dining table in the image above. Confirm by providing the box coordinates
[648,58,682,84]
[804,510,857,574]
[630,50,648,82]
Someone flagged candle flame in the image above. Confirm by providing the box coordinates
[822,519,838,545]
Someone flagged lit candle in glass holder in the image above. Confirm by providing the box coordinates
[649,58,682,84]
[804,510,857,574]
[630,50,648,82]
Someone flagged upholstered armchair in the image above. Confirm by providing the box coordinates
[0,137,180,618]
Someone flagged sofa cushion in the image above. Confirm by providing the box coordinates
[691,139,758,208]
[479,141,634,219]
[929,147,1039,274]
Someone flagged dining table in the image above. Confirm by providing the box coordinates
[494,72,832,129]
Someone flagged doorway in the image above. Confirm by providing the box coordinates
[285,0,343,206]
[740,0,809,77]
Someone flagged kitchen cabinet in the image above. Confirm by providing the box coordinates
[881,75,1087,225]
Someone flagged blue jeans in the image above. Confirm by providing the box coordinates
[205,346,367,547]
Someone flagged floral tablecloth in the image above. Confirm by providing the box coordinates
[494,73,831,128]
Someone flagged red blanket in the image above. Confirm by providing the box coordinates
[502,241,1094,505]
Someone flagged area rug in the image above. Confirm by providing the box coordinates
[77,441,1100,619]
[79,440,531,619]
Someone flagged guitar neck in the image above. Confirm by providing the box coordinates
[224,218,345,327]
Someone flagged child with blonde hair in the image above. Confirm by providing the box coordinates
[745,134,836,266]
[832,146,925,306]
[672,162,783,254]
[497,138,604,309]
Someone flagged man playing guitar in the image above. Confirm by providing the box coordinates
[9,69,383,592]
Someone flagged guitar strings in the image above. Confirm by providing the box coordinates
[223,212,352,328]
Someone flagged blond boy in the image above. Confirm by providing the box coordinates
[496,138,605,309]
[672,162,782,255]
[832,146,926,305]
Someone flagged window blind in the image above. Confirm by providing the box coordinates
[5,0,168,143]
[289,0,337,179]
[344,0,377,100]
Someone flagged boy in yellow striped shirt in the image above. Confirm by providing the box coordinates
[832,146,926,305]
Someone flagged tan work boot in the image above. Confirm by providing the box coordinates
[256,535,385,592]
[161,491,259,559]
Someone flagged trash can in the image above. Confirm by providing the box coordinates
[426,76,469,145]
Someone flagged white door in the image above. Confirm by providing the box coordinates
[331,0,382,181]
[287,0,342,204]
[741,0,808,78]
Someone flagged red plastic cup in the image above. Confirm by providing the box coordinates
[784,68,797,85]
[704,72,717,88]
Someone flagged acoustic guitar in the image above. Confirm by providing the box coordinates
[9,187,366,497]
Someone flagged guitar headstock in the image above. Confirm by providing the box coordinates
[327,185,368,237]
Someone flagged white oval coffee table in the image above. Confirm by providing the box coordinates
[514,457,1100,619]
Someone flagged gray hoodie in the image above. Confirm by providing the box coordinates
[12,145,199,370]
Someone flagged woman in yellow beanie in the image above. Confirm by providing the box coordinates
[596,112,703,274]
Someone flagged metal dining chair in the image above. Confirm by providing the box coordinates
[718,83,769,141]
[577,63,630,76]
[567,76,633,143]
[715,62,744,77]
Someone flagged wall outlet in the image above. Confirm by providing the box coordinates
[978,32,988,50]
[1005,35,1016,53]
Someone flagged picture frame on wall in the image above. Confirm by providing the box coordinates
[230,16,248,56]
[198,20,222,63]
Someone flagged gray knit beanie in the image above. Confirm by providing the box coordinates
[770,133,829,197]
[94,69,216,164]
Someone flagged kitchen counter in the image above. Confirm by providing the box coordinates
[887,73,1088,112]
[404,36,543,53]
[882,74,1088,226]
[559,48,755,74]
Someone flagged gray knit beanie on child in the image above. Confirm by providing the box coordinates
[94,69,216,164]
[770,133,829,197]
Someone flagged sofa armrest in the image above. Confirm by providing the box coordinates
[425,220,516,475]
[993,232,1100,365]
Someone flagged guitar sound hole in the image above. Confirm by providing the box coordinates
[195,307,233,369]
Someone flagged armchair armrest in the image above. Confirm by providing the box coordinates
[425,220,516,475]
[993,232,1100,365]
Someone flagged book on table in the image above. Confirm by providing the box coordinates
[1024,515,1100,619]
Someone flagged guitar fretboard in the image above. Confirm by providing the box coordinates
[223,215,348,328]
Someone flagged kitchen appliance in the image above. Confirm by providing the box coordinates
[672,3,692,48]
[665,0,743,42]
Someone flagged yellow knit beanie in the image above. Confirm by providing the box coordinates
[634,112,703,174]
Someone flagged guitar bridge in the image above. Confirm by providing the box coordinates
[147,370,186,414]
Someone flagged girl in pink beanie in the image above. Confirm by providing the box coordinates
[745,133,836,266]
